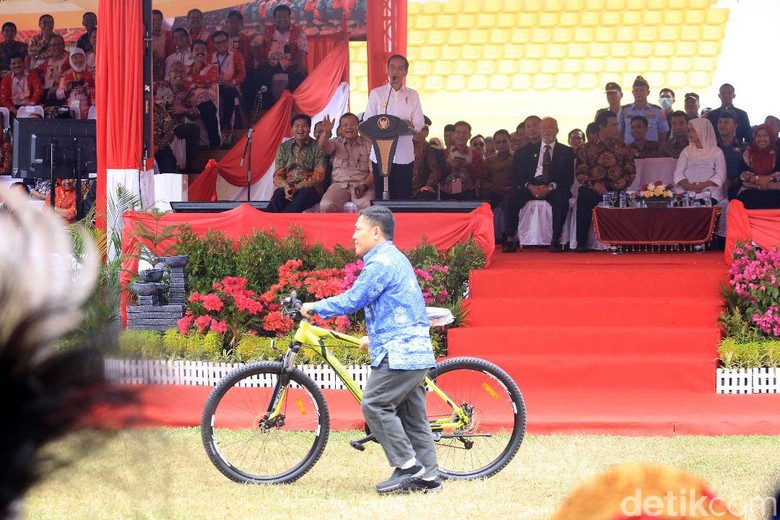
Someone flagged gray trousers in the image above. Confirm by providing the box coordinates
[361,358,438,478]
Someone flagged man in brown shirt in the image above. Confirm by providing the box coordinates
[574,110,636,251]
[658,111,689,159]
[481,129,514,207]
[412,115,441,199]
[317,112,373,211]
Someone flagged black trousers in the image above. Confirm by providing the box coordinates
[197,101,221,149]
[502,185,570,242]
[267,186,321,213]
[218,85,240,129]
[576,186,603,245]
[372,162,413,200]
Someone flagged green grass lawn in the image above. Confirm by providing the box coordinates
[24,429,780,519]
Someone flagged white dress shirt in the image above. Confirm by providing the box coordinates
[364,83,424,165]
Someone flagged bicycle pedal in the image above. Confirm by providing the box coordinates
[349,440,366,451]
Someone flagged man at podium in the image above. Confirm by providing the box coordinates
[364,55,424,200]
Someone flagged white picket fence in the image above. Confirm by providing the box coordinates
[104,358,371,390]
[716,367,780,394]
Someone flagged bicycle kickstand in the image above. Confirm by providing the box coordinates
[349,432,376,451]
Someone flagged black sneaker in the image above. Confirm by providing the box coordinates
[376,464,425,494]
[403,478,443,494]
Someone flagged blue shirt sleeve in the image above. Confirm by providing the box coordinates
[312,261,388,318]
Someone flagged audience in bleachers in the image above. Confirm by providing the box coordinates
[3,6,779,247]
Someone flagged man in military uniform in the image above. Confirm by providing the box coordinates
[658,111,689,159]
[618,75,669,145]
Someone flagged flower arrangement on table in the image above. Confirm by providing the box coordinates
[640,181,674,207]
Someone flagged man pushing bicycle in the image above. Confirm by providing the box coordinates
[301,206,441,494]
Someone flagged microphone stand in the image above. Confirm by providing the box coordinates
[240,88,264,202]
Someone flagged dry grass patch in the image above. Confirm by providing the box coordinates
[23,429,780,519]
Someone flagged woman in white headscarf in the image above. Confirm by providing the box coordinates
[56,47,94,119]
[673,117,727,203]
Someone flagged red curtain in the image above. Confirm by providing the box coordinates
[725,200,780,263]
[366,0,407,92]
[119,203,496,324]
[188,42,350,201]
[96,0,144,228]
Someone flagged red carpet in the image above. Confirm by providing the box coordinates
[101,250,780,435]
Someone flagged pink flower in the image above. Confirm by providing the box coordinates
[188,292,201,303]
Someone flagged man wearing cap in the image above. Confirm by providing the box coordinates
[602,82,623,118]
[618,75,668,145]
[658,111,689,159]
[716,110,745,200]
[684,92,700,120]
[707,83,751,144]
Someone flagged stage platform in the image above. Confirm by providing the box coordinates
[104,248,780,436]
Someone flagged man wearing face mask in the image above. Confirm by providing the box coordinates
[658,87,675,135]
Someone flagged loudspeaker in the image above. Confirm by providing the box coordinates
[170,201,270,213]
[370,200,484,213]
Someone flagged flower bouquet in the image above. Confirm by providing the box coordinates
[640,181,674,208]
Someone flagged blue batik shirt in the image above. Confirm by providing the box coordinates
[312,240,435,370]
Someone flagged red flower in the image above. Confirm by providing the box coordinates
[177,314,193,334]
[194,314,211,333]
[188,292,201,303]
[202,293,224,312]
[210,319,228,334]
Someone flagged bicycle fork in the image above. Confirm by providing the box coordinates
[259,343,301,429]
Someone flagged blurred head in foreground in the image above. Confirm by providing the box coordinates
[552,463,742,520]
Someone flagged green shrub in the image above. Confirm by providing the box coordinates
[235,229,285,294]
[235,335,280,362]
[201,331,225,359]
[764,341,780,367]
[405,239,441,268]
[118,330,163,358]
[177,226,236,294]
[444,238,487,302]
[162,329,189,357]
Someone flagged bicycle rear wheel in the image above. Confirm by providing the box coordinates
[201,361,330,484]
[427,357,526,480]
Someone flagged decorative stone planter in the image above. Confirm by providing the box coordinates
[103,358,371,390]
[716,367,780,394]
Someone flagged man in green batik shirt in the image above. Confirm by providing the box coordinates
[269,113,326,212]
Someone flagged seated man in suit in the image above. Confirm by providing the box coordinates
[501,117,574,253]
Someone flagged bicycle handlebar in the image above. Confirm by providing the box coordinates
[280,290,303,319]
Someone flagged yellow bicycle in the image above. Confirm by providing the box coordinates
[201,292,526,484]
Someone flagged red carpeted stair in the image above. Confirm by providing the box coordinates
[446,249,780,435]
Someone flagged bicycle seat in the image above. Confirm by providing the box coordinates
[426,307,454,327]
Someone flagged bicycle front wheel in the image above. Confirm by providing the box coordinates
[201,361,330,484]
[427,357,526,480]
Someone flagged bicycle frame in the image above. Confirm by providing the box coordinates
[264,319,471,432]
